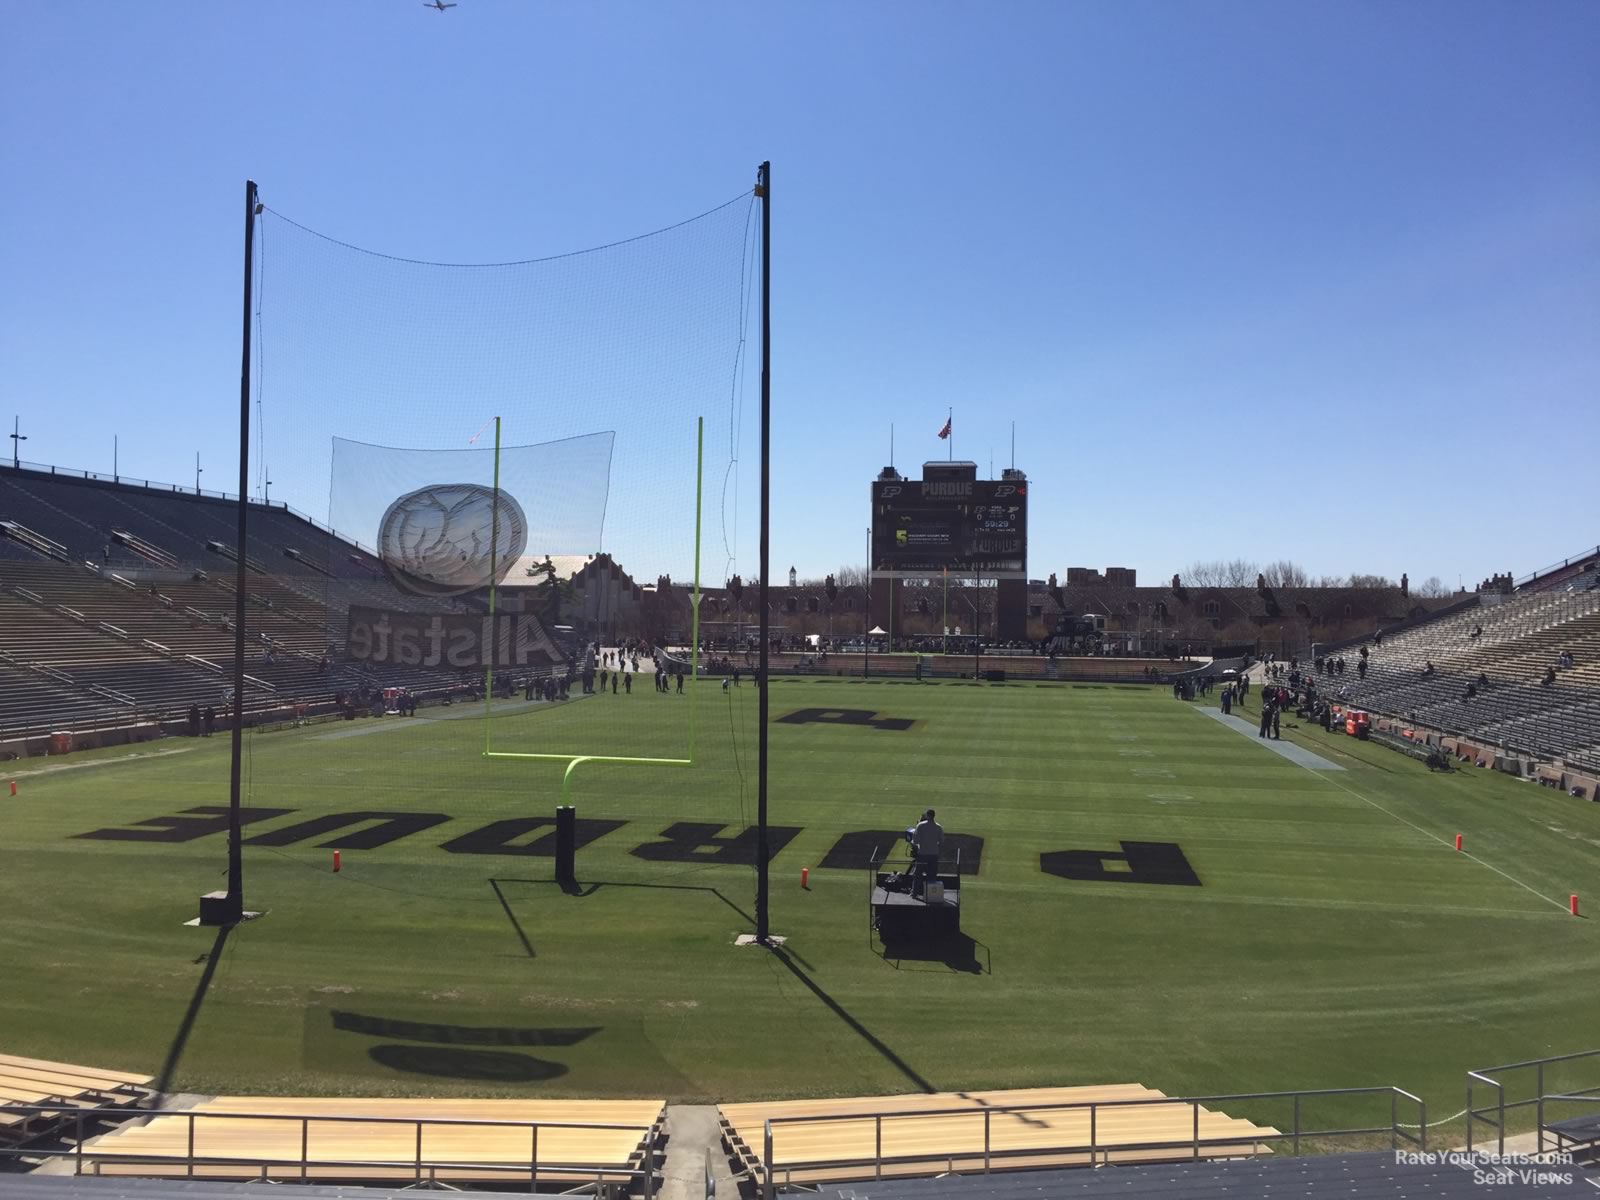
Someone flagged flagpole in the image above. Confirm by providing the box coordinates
[948,406,953,462]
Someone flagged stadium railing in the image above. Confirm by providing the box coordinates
[1466,1049,1600,1155]
[757,1086,1425,1197]
[1,459,369,551]
[0,1104,660,1195]
[1516,546,1600,592]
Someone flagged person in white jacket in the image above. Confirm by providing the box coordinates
[909,809,944,896]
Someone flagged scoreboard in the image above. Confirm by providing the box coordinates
[871,479,1028,578]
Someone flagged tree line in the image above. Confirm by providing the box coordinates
[1177,559,1450,596]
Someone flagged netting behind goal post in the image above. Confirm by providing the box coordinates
[245,187,757,890]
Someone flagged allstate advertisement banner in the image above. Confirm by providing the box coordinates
[345,606,565,670]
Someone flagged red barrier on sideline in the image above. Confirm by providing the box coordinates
[333,849,342,873]
[1455,834,1463,852]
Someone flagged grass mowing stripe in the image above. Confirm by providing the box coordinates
[1306,765,1577,916]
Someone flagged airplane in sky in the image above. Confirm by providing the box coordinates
[423,0,457,10]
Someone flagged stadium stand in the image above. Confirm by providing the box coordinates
[74,1096,663,1187]
[5,1150,1596,1199]
[1516,548,1600,595]
[0,467,507,740]
[0,1053,151,1143]
[818,1151,1599,1198]
[1313,586,1600,771]
[0,1181,450,1200]
[720,1085,1280,1190]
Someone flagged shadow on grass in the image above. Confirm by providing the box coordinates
[367,1043,569,1082]
[488,878,535,958]
[491,876,759,928]
[153,925,230,1097]
[879,931,989,975]
[767,945,935,1094]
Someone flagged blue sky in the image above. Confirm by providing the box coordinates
[2,1,1596,589]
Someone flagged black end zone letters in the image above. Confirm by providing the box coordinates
[630,821,801,865]
[1040,841,1201,887]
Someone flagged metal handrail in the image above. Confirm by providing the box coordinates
[1466,1050,1600,1153]
[1470,1049,1600,1076]
[757,1086,1424,1198]
[1516,546,1600,589]
[0,1103,658,1198]
[1466,1071,1504,1153]
[0,1148,649,1189]
[0,458,371,548]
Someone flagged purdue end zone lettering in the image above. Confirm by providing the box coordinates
[1040,841,1201,887]
[75,810,1200,886]
[777,708,915,731]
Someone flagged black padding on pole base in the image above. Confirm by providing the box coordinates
[554,806,577,886]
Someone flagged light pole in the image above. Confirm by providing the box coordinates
[9,417,25,469]
[195,452,203,494]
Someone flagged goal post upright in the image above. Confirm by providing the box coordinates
[485,414,502,755]
[690,414,702,762]
[482,415,705,801]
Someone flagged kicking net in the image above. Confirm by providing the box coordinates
[243,186,759,888]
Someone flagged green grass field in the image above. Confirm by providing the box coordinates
[4,678,1598,1136]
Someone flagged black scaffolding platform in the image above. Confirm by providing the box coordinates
[867,846,964,944]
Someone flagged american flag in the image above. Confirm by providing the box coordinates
[936,417,952,439]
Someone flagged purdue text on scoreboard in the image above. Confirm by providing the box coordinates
[345,606,564,669]
[872,479,1027,577]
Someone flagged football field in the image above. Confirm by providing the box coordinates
[3,677,1597,1132]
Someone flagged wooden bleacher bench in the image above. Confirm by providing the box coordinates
[720,1085,1279,1188]
[0,1052,152,1140]
[82,1096,665,1185]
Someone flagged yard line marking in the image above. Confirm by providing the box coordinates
[1306,766,1574,915]
[4,746,196,777]
[1192,705,1574,915]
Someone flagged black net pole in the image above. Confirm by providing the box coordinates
[224,179,257,924]
[756,161,771,943]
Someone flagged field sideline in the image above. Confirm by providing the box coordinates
[3,678,1597,1132]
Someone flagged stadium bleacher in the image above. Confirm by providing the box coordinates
[1314,586,1600,772]
[820,1150,1599,1198]
[0,467,498,740]
[0,1052,152,1144]
[71,1095,663,1187]
[721,1085,1280,1190]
